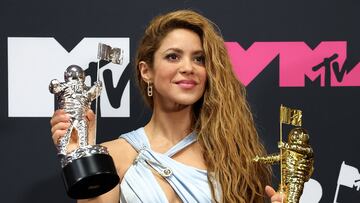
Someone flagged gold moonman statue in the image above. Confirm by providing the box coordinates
[254,106,314,203]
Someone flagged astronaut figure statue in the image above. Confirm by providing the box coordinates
[254,127,314,203]
[49,65,102,164]
[48,44,121,199]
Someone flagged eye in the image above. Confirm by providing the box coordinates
[165,53,180,62]
[194,55,205,65]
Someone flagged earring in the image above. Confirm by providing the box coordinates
[147,81,153,97]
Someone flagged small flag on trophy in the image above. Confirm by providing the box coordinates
[280,104,303,127]
[279,104,304,197]
[97,43,124,65]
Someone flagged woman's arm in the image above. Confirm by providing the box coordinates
[77,138,137,203]
[50,110,136,203]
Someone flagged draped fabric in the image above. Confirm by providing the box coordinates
[119,128,212,203]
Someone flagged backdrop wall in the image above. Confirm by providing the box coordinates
[1,0,359,202]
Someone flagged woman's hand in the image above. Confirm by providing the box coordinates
[265,185,285,203]
[50,109,96,152]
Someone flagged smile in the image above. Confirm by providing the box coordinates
[175,80,197,89]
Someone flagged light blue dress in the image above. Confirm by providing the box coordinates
[119,127,213,203]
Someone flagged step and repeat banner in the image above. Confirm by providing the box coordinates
[1,0,359,202]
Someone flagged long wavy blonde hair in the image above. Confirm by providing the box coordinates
[135,9,272,203]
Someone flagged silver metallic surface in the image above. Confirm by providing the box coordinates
[97,43,123,64]
[134,147,174,178]
[161,168,173,177]
[61,145,109,167]
[49,65,102,164]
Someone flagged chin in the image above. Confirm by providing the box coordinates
[155,91,204,107]
[173,97,202,106]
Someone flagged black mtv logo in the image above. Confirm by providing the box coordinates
[309,53,357,87]
[85,60,130,116]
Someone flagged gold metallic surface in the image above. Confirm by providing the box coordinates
[254,106,314,203]
[280,105,303,127]
[254,128,314,203]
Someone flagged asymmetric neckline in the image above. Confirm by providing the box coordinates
[138,127,207,172]
[119,127,212,202]
[140,127,196,155]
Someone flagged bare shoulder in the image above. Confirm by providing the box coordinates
[101,138,135,155]
[101,138,137,178]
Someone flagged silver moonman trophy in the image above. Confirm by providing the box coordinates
[49,43,123,199]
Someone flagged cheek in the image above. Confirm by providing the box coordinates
[200,69,207,85]
[152,70,175,91]
[198,70,207,96]
[155,70,174,83]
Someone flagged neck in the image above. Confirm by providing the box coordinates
[145,102,194,146]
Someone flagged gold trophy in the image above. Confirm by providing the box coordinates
[253,105,314,203]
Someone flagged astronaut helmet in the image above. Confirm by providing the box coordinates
[64,65,85,82]
[288,127,310,145]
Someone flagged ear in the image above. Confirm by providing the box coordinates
[139,61,153,82]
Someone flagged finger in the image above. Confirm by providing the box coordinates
[265,185,276,198]
[53,109,66,117]
[50,110,70,124]
[271,194,284,202]
[271,192,285,202]
[86,110,96,141]
[51,122,71,135]
[50,110,70,126]
[52,129,68,145]
[265,186,285,202]
[51,122,71,146]
[86,109,95,122]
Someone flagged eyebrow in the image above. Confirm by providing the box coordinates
[162,48,204,55]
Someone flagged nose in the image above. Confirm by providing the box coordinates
[179,58,194,74]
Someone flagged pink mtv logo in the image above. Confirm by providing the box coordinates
[225,41,360,87]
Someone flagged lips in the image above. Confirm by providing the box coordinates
[175,80,197,89]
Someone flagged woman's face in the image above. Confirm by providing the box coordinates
[142,28,207,109]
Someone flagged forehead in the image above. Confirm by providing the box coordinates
[157,28,203,52]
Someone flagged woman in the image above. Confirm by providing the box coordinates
[51,10,283,203]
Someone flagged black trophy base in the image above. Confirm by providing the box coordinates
[62,153,120,199]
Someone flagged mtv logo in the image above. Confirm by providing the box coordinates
[300,178,323,203]
[8,37,130,117]
[333,161,360,203]
[225,41,360,87]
